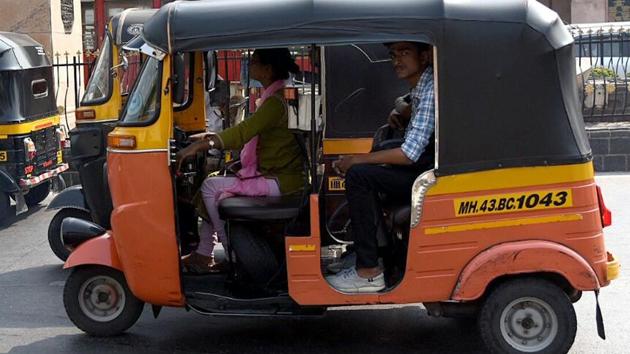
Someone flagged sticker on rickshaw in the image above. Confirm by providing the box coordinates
[454,189,572,217]
[57,151,63,164]
[328,176,346,191]
[0,151,7,161]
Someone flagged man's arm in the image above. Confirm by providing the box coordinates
[334,148,412,174]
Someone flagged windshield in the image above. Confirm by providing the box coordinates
[120,57,162,125]
[82,35,113,105]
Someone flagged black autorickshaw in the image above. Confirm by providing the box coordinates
[0,32,68,223]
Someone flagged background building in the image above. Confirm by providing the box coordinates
[81,0,161,53]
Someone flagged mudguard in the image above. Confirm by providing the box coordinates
[46,184,87,211]
[452,240,601,301]
[0,169,20,193]
[63,233,123,271]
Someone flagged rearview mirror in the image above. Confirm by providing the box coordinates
[206,51,218,91]
[173,53,186,104]
[111,55,129,73]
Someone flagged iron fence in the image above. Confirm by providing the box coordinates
[572,23,630,122]
[52,52,95,112]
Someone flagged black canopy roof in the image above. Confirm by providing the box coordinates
[138,0,591,176]
[0,32,51,71]
[110,8,158,46]
[141,0,572,53]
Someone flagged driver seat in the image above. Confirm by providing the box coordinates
[218,132,310,223]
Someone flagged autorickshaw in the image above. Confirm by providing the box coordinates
[0,32,68,223]
[46,8,158,260]
[60,1,620,353]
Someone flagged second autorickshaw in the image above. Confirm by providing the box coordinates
[60,1,620,353]
[0,32,69,223]
[46,9,158,260]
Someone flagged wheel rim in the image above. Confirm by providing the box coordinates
[78,275,126,322]
[499,296,559,352]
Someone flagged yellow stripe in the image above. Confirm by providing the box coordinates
[0,115,60,135]
[323,138,373,155]
[289,244,317,252]
[424,214,583,235]
[429,162,594,196]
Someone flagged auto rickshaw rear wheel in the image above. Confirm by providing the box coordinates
[48,208,92,261]
[64,265,144,336]
[24,180,50,207]
[478,278,576,354]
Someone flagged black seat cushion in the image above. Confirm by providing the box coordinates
[218,195,302,221]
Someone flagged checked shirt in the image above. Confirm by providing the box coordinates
[401,66,435,163]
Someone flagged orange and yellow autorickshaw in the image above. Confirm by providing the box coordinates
[60,1,619,353]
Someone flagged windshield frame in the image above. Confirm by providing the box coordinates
[81,32,114,106]
[117,56,163,127]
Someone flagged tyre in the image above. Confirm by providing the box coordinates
[229,223,279,286]
[478,278,577,354]
[64,266,144,336]
[48,208,92,261]
[24,180,51,206]
[0,192,10,224]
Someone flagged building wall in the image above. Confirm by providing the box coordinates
[50,0,84,127]
[0,0,53,55]
[538,0,572,23]
[572,0,608,23]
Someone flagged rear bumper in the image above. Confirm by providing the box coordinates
[607,251,620,282]
[18,163,68,188]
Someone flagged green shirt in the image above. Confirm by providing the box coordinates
[218,94,305,195]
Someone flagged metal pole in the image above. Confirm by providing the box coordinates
[223,51,230,129]
[310,44,317,193]
[73,56,79,109]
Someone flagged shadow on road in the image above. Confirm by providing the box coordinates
[5,304,486,354]
[0,203,45,230]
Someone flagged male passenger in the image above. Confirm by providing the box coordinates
[326,42,435,293]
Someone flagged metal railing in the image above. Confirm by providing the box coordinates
[571,23,630,122]
[52,52,95,112]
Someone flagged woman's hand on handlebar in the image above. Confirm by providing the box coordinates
[175,134,223,172]
[188,132,213,142]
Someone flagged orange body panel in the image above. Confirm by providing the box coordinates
[451,240,600,300]
[64,234,122,271]
[287,176,608,305]
[108,151,184,307]
[322,138,373,155]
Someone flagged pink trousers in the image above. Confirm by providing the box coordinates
[196,176,281,257]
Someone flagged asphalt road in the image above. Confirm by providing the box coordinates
[0,174,628,354]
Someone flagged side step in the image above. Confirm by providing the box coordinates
[186,291,326,317]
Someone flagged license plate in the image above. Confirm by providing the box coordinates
[0,151,7,162]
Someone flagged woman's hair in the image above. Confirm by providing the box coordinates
[253,48,300,81]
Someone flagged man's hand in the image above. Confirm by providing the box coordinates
[388,110,407,130]
[388,98,412,130]
[333,155,359,176]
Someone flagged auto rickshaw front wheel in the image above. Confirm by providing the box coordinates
[64,266,144,336]
[478,278,577,354]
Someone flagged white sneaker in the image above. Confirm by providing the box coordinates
[325,267,385,293]
[326,252,384,274]
[326,252,357,274]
